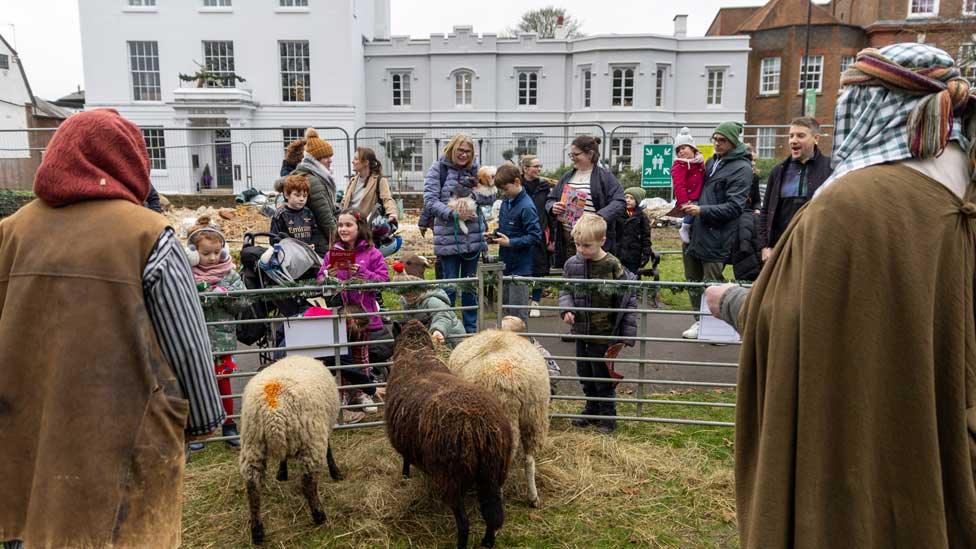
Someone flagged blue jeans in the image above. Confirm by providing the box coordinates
[437,253,479,333]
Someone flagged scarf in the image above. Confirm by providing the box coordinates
[822,43,976,190]
[192,258,235,286]
[300,152,337,206]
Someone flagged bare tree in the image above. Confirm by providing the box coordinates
[506,7,583,39]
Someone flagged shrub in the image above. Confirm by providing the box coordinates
[0,190,35,219]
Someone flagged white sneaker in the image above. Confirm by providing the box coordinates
[682,321,700,339]
[529,300,541,318]
[360,394,378,414]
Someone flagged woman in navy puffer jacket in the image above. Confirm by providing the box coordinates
[422,134,493,333]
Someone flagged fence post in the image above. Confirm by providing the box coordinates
[636,285,649,417]
[333,312,345,426]
[477,261,504,331]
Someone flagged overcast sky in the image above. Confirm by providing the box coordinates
[2,0,761,100]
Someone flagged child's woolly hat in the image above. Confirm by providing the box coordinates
[623,187,646,203]
[673,127,699,153]
[392,253,429,282]
[304,127,333,159]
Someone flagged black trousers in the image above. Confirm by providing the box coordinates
[575,340,615,403]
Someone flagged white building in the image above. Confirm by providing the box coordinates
[78,1,750,194]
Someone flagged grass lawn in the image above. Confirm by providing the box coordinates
[182,391,737,548]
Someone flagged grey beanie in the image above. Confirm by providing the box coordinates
[673,127,699,153]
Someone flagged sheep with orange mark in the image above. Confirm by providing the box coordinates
[447,328,551,508]
[238,355,342,544]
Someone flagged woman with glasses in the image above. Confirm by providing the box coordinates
[544,135,626,268]
[422,133,491,333]
[519,155,554,316]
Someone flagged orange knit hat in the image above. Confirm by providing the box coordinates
[304,127,333,159]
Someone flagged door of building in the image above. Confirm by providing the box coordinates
[214,129,233,189]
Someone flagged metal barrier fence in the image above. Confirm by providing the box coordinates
[0,126,352,195]
[607,124,835,169]
[195,262,741,446]
[353,124,607,193]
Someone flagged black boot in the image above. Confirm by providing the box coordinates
[223,421,241,448]
[571,389,598,428]
[596,389,617,434]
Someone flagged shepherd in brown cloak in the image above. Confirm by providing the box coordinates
[707,44,976,547]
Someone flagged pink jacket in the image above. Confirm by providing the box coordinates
[319,239,389,330]
[671,155,706,207]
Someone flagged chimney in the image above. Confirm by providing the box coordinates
[673,14,688,38]
[554,15,568,40]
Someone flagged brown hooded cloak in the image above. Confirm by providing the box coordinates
[735,163,976,547]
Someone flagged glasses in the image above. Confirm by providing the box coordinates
[711,136,730,145]
[456,149,473,156]
[568,151,584,159]
[530,164,543,168]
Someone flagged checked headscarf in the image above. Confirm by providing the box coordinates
[822,43,976,189]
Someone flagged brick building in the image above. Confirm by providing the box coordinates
[708,0,976,159]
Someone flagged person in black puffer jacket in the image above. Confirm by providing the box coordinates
[614,186,653,276]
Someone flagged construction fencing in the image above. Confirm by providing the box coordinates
[1,123,832,195]
[196,261,742,446]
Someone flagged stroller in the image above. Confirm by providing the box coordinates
[237,232,325,366]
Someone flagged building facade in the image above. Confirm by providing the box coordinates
[709,0,976,160]
[78,1,749,194]
[0,35,73,189]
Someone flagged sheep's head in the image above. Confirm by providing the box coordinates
[392,320,434,359]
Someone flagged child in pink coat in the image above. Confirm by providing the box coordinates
[671,127,706,244]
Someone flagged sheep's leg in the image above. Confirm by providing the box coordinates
[326,444,342,481]
[477,479,504,548]
[401,458,411,479]
[246,478,265,545]
[447,488,470,549]
[276,460,288,482]
[301,471,327,525]
[524,454,540,508]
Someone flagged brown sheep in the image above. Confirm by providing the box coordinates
[385,320,513,548]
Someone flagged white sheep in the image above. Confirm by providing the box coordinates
[238,355,342,545]
[447,329,551,507]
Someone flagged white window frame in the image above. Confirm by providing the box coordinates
[280,0,308,5]
[391,71,412,107]
[204,0,231,6]
[581,67,592,108]
[142,128,167,171]
[839,55,855,75]
[798,55,824,93]
[908,0,938,17]
[0,54,8,70]
[759,57,780,95]
[282,127,304,149]
[610,65,636,108]
[128,41,161,102]
[388,136,424,173]
[128,0,156,5]
[706,67,726,107]
[279,40,310,102]
[610,136,634,169]
[756,127,776,159]
[965,0,976,15]
[515,135,540,156]
[454,70,473,107]
[202,40,235,88]
[960,44,976,85]
[517,70,539,107]
[654,64,668,108]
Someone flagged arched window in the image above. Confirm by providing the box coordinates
[454,70,473,106]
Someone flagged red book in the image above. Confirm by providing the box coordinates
[328,249,357,271]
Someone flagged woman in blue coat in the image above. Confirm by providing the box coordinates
[422,134,493,332]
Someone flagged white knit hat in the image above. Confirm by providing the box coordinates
[673,127,699,153]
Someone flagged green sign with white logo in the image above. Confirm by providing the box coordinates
[641,144,673,188]
[804,89,817,117]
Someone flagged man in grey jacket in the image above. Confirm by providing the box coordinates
[679,121,752,339]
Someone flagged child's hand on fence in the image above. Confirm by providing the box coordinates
[562,312,575,325]
[431,330,445,344]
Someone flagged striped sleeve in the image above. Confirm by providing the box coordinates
[143,228,225,436]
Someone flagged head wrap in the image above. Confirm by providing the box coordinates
[823,43,976,188]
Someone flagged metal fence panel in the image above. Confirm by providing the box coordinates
[353,124,607,193]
